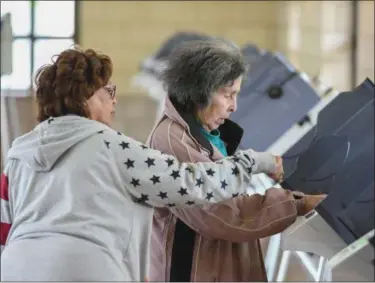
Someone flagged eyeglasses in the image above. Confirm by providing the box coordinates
[104,84,116,99]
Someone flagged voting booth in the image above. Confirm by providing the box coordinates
[324,229,374,281]
[1,12,12,76]
[139,31,214,79]
[229,52,321,152]
[240,43,271,65]
[282,78,374,195]
[1,12,15,166]
[233,47,339,280]
[279,78,375,281]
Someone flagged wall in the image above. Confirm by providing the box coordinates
[275,1,353,91]
[357,0,374,83]
[275,0,374,91]
[79,1,279,96]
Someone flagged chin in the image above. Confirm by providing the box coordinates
[208,125,219,132]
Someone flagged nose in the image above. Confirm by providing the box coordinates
[112,96,118,105]
[230,96,237,113]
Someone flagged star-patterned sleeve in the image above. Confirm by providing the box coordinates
[107,131,276,207]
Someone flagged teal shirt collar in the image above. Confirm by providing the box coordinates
[199,127,228,157]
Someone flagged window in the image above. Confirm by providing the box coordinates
[0,1,31,36]
[34,1,75,37]
[33,39,75,74]
[1,0,77,94]
[1,39,31,90]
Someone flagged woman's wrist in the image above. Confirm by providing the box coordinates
[292,191,307,216]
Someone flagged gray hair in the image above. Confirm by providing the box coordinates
[161,39,247,112]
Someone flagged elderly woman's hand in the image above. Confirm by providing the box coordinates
[267,155,284,182]
[297,193,327,216]
[304,194,327,214]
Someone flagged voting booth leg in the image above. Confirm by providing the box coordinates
[276,250,291,281]
[9,97,22,143]
[315,256,328,281]
[276,250,324,281]
[295,252,320,280]
[265,233,282,280]
[321,263,332,282]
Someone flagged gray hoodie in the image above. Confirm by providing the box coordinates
[0,115,276,281]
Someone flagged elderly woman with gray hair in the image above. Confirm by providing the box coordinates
[146,40,326,282]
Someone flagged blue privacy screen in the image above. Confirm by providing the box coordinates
[281,78,375,245]
[230,52,320,151]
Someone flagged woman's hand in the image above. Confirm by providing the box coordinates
[292,191,327,216]
[302,194,327,215]
[268,155,284,182]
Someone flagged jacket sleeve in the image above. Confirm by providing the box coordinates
[1,164,12,255]
[148,122,302,242]
[171,189,302,242]
[103,129,276,208]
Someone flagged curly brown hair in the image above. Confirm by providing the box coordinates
[34,46,113,122]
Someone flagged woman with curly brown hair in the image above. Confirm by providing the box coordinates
[0,46,285,281]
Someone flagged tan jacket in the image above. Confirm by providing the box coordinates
[146,97,306,282]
